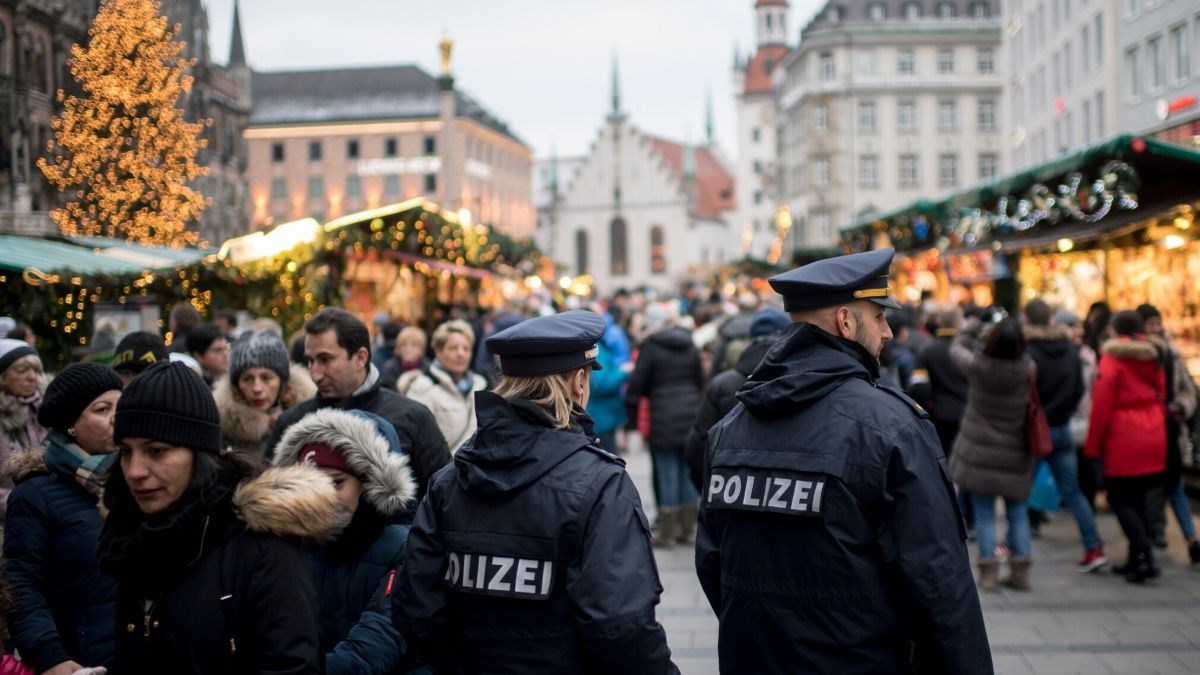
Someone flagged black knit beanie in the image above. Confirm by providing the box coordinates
[37,363,124,434]
[112,331,168,375]
[114,360,222,454]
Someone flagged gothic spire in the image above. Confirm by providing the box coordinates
[610,51,621,118]
[228,0,246,67]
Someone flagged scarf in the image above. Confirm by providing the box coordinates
[43,430,118,498]
[433,360,476,398]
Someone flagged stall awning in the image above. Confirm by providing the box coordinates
[0,235,208,276]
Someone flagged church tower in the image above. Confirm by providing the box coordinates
[755,0,789,48]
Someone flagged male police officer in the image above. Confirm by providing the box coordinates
[396,310,677,674]
[696,248,992,674]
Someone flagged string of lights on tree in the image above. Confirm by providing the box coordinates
[840,161,1142,253]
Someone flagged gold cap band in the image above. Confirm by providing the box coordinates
[852,288,891,299]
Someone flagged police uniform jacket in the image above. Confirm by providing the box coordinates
[395,390,677,674]
[695,322,992,675]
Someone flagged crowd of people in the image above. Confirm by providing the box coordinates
[0,257,1197,672]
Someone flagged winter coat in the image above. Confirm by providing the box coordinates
[1084,337,1168,478]
[273,408,418,675]
[380,357,430,393]
[586,340,629,436]
[684,338,774,492]
[625,327,703,452]
[0,386,47,518]
[1069,345,1099,446]
[2,441,117,671]
[911,330,968,426]
[395,391,676,674]
[397,364,488,452]
[266,365,451,503]
[696,323,990,675]
[712,312,754,373]
[97,462,347,675]
[948,323,1035,501]
[1025,324,1086,427]
[215,364,317,459]
[1163,339,1198,468]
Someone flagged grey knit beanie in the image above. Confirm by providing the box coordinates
[229,330,290,384]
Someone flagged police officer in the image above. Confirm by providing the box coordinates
[395,310,677,674]
[696,249,992,674]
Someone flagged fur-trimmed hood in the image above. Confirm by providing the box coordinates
[2,446,48,483]
[1101,336,1161,361]
[271,408,416,517]
[215,363,317,446]
[232,464,350,543]
[1024,324,1075,342]
[0,379,45,433]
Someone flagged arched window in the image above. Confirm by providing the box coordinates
[609,217,627,276]
[575,229,589,275]
[903,2,923,19]
[868,3,887,20]
[650,225,666,274]
[936,2,956,18]
[970,2,990,18]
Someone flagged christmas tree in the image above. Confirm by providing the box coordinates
[38,0,209,248]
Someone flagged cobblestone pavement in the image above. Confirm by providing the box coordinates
[625,441,1200,674]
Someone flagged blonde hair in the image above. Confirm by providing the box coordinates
[396,326,427,350]
[492,369,582,429]
[431,319,475,351]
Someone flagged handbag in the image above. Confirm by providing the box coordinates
[1025,369,1053,458]
[0,655,34,675]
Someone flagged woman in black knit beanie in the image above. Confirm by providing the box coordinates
[96,360,348,675]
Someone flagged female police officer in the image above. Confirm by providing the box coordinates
[394,310,677,674]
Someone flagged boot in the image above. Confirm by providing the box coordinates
[676,504,698,545]
[1125,548,1156,584]
[976,558,999,591]
[1002,557,1032,591]
[654,507,678,548]
[1112,546,1134,576]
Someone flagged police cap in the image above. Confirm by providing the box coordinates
[486,310,605,377]
[768,248,902,313]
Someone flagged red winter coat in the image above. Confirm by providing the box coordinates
[1083,336,1167,478]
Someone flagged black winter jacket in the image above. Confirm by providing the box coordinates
[266,366,451,502]
[626,327,703,451]
[2,442,117,672]
[395,391,677,674]
[1025,325,1086,427]
[912,331,969,425]
[98,462,347,675]
[684,338,774,491]
[696,323,992,675]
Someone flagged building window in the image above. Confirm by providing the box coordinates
[938,99,958,131]
[813,213,832,243]
[936,2,956,18]
[857,100,877,132]
[650,226,666,274]
[898,99,917,132]
[575,230,589,275]
[814,104,829,132]
[859,155,880,188]
[977,48,994,73]
[385,138,398,157]
[868,2,886,20]
[1148,35,1164,90]
[977,98,997,131]
[270,177,286,200]
[978,152,998,180]
[1082,99,1092,143]
[819,52,835,81]
[856,49,877,75]
[899,154,919,187]
[1126,0,1139,16]
[307,176,324,199]
[1095,14,1104,65]
[751,127,762,142]
[813,158,830,188]
[271,143,284,163]
[754,190,763,205]
[903,2,922,19]
[1064,41,1073,89]
[1096,91,1105,135]
[1125,46,1141,97]
[970,2,990,18]
[897,49,915,75]
[384,174,400,195]
[308,141,322,161]
[346,139,360,159]
[1082,25,1091,72]
[1171,24,1190,81]
[937,48,955,73]
[939,154,958,187]
[346,174,362,197]
[424,174,437,193]
[423,135,437,155]
[610,217,627,276]
[1053,51,1062,91]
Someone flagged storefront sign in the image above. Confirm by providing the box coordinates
[356,157,443,176]
[1157,95,1198,121]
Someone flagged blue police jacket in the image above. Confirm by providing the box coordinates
[395,391,677,674]
[696,322,993,675]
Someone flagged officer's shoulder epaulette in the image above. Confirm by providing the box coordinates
[582,441,626,466]
[873,381,930,420]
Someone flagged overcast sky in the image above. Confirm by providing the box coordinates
[203,0,821,161]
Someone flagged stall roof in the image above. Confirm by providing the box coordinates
[844,134,1200,233]
[0,235,208,276]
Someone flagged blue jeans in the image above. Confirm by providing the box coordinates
[1047,425,1103,551]
[1169,476,1198,540]
[652,447,697,508]
[972,493,1032,559]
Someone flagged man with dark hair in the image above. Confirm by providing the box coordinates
[266,308,451,502]
[186,322,229,387]
[167,303,202,354]
[213,309,239,339]
[1023,297,1103,572]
